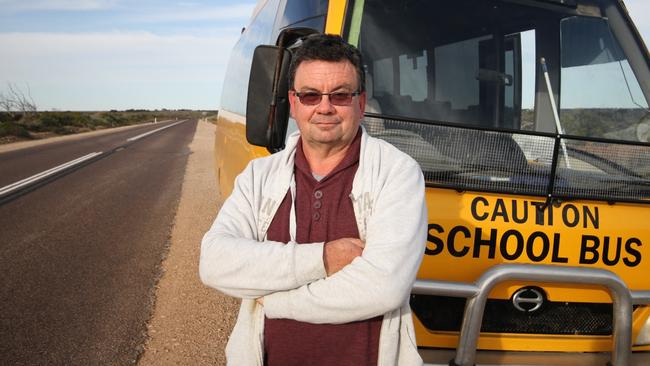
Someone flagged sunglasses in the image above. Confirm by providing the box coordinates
[293,91,361,106]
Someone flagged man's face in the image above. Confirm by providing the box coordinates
[289,60,366,150]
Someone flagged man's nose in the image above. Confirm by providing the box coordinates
[315,95,336,113]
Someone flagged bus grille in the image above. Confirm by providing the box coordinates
[363,114,650,205]
[410,295,614,335]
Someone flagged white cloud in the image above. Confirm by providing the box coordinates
[133,3,255,23]
[0,31,242,109]
[0,31,238,80]
[0,0,117,12]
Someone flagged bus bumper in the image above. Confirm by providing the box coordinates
[412,264,650,366]
[419,348,650,366]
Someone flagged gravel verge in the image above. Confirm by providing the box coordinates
[138,119,239,365]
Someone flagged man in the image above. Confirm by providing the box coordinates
[200,34,427,365]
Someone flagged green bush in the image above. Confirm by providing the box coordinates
[0,121,31,138]
[53,125,77,135]
[0,112,11,123]
[100,112,128,127]
[0,112,24,123]
[39,112,91,128]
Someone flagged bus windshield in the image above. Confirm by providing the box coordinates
[354,0,650,203]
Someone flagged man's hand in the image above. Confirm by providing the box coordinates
[323,238,365,276]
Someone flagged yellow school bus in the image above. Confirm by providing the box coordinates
[216,0,650,364]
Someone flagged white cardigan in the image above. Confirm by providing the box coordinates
[200,128,428,365]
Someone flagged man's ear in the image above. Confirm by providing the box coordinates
[288,90,296,119]
[358,91,367,116]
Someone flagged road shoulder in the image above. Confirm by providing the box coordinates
[138,119,239,365]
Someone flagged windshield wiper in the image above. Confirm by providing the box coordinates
[541,57,572,169]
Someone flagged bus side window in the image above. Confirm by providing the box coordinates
[559,16,648,141]
[276,0,328,33]
[503,29,536,131]
[221,0,281,116]
[275,0,328,145]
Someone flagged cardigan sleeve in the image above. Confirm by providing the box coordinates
[199,160,327,299]
[263,156,427,323]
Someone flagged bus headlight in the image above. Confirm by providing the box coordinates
[636,315,650,346]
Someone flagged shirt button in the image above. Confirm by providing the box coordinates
[313,200,322,209]
[314,190,323,199]
[313,212,321,221]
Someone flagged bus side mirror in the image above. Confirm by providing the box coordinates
[246,45,291,150]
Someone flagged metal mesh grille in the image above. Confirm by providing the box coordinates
[554,138,650,201]
[362,115,650,203]
[410,295,614,335]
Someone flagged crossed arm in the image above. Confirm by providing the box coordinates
[199,159,427,324]
[256,238,365,305]
[199,163,366,299]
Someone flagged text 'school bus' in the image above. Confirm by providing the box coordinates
[215,0,650,365]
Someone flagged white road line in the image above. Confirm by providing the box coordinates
[126,120,188,142]
[0,154,95,193]
[0,152,103,196]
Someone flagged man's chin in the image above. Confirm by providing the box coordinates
[313,123,339,131]
[312,136,338,144]
[310,126,339,138]
[305,132,341,145]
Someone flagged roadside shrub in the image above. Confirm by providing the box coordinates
[0,121,31,138]
[1,110,208,144]
[0,112,24,123]
[101,112,128,127]
[39,113,65,128]
[39,112,91,128]
[53,125,77,135]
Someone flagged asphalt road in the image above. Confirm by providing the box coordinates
[0,120,197,365]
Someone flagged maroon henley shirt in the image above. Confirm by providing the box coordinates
[264,130,382,366]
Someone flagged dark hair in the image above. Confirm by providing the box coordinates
[288,34,365,93]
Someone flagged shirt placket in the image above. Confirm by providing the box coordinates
[312,189,323,222]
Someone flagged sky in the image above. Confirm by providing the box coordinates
[0,0,649,111]
[0,0,256,111]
